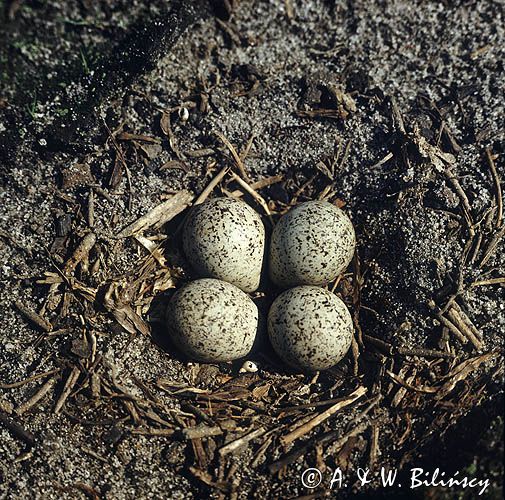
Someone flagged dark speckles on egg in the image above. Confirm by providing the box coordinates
[166,278,258,362]
[268,286,353,371]
[269,201,356,288]
[183,197,265,292]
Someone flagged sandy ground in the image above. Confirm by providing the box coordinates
[1,1,504,498]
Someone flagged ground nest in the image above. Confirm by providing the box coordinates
[0,1,503,498]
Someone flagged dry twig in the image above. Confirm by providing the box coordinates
[280,386,366,446]
[116,190,193,237]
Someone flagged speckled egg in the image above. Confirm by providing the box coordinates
[269,201,355,288]
[183,197,265,292]
[166,278,258,362]
[268,286,353,371]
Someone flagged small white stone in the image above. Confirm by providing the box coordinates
[239,360,258,373]
[178,107,189,121]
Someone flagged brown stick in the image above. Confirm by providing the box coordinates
[0,412,35,447]
[194,166,229,205]
[16,377,56,416]
[447,306,483,349]
[0,368,61,389]
[214,131,251,182]
[280,386,366,446]
[228,171,273,220]
[428,300,468,345]
[486,148,502,228]
[14,301,52,332]
[480,225,505,268]
[229,175,283,198]
[54,367,80,414]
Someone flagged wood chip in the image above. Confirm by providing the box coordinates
[116,190,193,237]
[183,424,223,440]
[63,232,97,275]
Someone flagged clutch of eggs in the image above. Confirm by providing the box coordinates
[167,197,356,371]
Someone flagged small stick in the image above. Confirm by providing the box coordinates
[469,232,483,265]
[428,300,468,345]
[480,225,505,268]
[87,189,95,228]
[194,166,228,205]
[350,335,360,376]
[240,132,256,161]
[229,175,283,198]
[116,190,193,237]
[436,351,498,400]
[16,377,56,416]
[180,402,214,424]
[471,277,505,287]
[443,170,475,232]
[131,428,175,436]
[90,372,100,398]
[390,97,406,133]
[280,386,366,446]
[338,139,352,171]
[0,412,35,447]
[396,347,456,359]
[251,434,273,468]
[81,447,108,463]
[363,334,393,355]
[269,421,368,474]
[219,427,266,456]
[183,424,223,440]
[485,148,502,228]
[284,0,294,19]
[0,368,61,389]
[390,370,416,407]
[214,131,251,182]
[14,301,52,332]
[386,370,437,394]
[369,423,379,469]
[449,302,483,341]
[54,366,80,414]
[228,171,273,220]
[63,232,97,275]
[277,395,372,413]
[370,152,394,170]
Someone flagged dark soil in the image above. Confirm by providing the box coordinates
[1,1,503,498]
